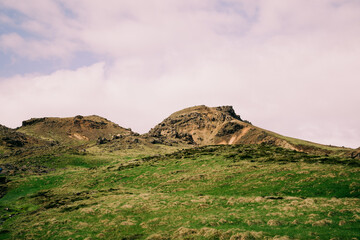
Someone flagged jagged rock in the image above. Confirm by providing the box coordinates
[243,120,252,125]
[215,106,242,121]
[97,137,109,145]
[149,138,162,144]
[2,136,26,147]
[22,118,46,126]
[147,105,250,145]
[215,122,244,137]
[112,134,123,140]
[175,133,195,144]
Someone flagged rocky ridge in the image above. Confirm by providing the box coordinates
[0,106,354,155]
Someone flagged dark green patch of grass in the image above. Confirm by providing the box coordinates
[1,174,65,204]
[22,154,109,169]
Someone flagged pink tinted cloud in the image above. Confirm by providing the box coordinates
[0,0,359,148]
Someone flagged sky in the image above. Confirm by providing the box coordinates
[0,0,359,148]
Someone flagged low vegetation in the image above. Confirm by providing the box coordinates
[0,144,359,239]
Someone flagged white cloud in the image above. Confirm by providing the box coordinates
[0,62,106,124]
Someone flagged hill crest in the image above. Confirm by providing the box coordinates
[18,115,134,143]
[147,105,351,155]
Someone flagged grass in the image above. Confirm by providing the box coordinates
[0,144,359,239]
[270,131,350,153]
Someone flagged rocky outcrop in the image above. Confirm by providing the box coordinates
[215,106,242,121]
[22,118,46,127]
[0,124,38,148]
[215,122,244,137]
[146,105,291,147]
[17,115,135,144]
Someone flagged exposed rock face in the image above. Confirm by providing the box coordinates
[97,137,110,145]
[18,115,135,143]
[22,118,46,127]
[148,105,238,145]
[215,106,242,121]
[147,105,294,148]
[215,122,244,137]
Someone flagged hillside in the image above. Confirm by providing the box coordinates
[17,115,134,144]
[147,105,350,156]
[0,106,359,239]
[0,145,359,239]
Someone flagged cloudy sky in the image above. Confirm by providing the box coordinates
[0,0,359,148]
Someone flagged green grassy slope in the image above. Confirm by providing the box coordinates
[269,131,351,154]
[0,145,359,239]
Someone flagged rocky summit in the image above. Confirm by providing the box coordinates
[145,105,355,157]
[148,105,296,149]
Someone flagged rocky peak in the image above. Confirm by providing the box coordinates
[147,105,248,145]
[215,106,242,121]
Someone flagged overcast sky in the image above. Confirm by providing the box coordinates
[0,0,359,148]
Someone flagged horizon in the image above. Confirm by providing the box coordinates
[1,0,359,148]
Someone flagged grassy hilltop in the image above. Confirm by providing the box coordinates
[0,106,359,239]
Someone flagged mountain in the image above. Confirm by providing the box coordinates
[17,115,134,144]
[147,105,350,155]
[0,107,359,239]
[2,106,354,156]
